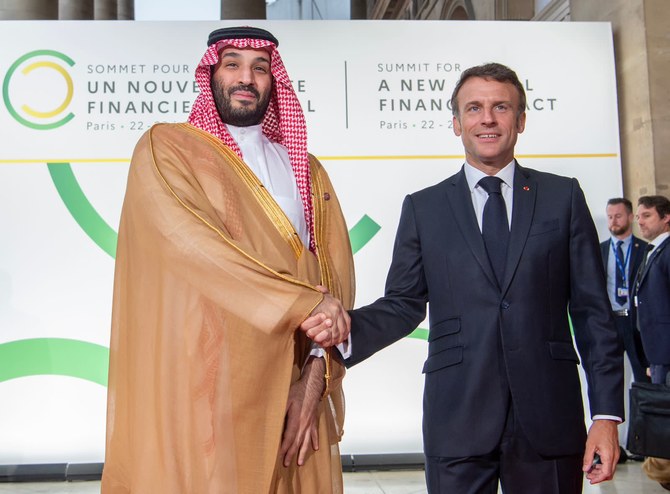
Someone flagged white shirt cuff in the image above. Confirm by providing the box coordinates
[308,333,352,360]
[592,414,622,422]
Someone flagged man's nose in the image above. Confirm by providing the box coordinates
[238,66,254,85]
[481,107,496,124]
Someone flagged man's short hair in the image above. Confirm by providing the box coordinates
[450,62,526,119]
[638,195,670,218]
[607,197,633,214]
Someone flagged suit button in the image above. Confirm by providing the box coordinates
[501,301,510,309]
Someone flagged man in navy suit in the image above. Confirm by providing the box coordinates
[634,195,670,385]
[599,198,649,383]
[633,195,670,491]
[304,63,623,493]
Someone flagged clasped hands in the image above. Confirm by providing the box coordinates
[301,285,350,348]
[280,286,349,467]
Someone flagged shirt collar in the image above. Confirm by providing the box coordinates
[649,231,670,247]
[610,234,632,246]
[225,123,263,144]
[464,160,516,192]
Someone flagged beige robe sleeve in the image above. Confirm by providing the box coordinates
[125,124,325,332]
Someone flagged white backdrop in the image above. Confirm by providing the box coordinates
[0,20,622,463]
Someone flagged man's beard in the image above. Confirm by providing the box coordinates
[609,224,630,236]
[212,81,271,127]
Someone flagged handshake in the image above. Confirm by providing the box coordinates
[300,285,350,348]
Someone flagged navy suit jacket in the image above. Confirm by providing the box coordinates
[635,236,670,365]
[599,234,648,324]
[347,163,623,458]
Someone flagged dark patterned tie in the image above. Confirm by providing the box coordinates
[614,240,627,305]
[479,176,509,286]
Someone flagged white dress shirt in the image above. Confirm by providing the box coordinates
[227,124,351,359]
[647,231,670,255]
[606,235,632,311]
[462,160,620,422]
[226,124,309,246]
[463,160,515,231]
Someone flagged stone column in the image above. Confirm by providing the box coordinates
[571,0,670,199]
[0,0,58,19]
[221,0,266,19]
[642,0,670,197]
[94,0,117,19]
[351,0,368,19]
[59,0,94,19]
[117,0,134,19]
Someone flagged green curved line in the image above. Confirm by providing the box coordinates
[46,162,378,260]
[349,214,381,254]
[407,327,429,340]
[46,162,381,261]
[8,112,74,130]
[0,338,108,386]
[47,163,118,258]
[3,50,75,130]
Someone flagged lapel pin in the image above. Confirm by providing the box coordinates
[522,186,530,191]
[323,192,331,201]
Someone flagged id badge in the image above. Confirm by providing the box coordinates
[617,287,629,297]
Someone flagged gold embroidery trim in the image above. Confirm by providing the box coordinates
[310,156,339,400]
[149,123,330,402]
[322,348,332,400]
[146,124,313,290]
[180,123,304,260]
[311,157,337,297]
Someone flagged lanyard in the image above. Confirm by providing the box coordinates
[610,239,632,285]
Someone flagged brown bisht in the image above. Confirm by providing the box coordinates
[101,123,355,494]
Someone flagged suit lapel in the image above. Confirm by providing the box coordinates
[501,163,536,293]
[444,168,498,287]
[638,237,669,287]
[628,236,644,281]
[601,242,609,272]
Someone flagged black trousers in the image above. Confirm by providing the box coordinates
[613,313,649,383]
[425,402,583,494]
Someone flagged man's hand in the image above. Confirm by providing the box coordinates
[280,356,325,467]
[302,285,350,348]
[583,419,619,484]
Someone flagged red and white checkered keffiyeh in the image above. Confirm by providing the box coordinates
[188,37,314,251]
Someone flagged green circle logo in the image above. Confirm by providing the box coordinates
[3,50,75,130]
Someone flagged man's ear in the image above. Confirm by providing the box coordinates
[453,116,462,136]
[517,112,527,134]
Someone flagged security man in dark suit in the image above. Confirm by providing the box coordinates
[304,62,623,494]
[600,198,649,383]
